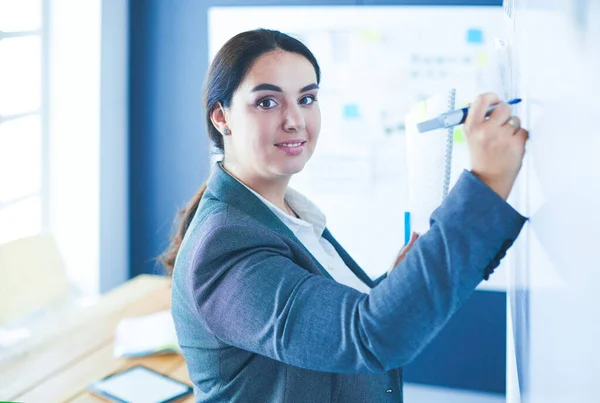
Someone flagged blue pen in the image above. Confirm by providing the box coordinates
[404,212,411,246]
[416,98,522,133]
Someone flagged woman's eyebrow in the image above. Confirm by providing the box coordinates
[251,83,282,93]
[299,83,319,93]
[250,83,319,93]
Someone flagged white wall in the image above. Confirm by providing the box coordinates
[48,0,128,297]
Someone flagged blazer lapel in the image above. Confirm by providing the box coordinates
[206,163,334,280]
[322,228,379,289]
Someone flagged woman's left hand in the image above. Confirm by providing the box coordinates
[387,232,419,276]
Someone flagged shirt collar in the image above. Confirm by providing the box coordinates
[238,182,327,238]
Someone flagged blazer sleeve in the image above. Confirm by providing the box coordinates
[187,170,526,374]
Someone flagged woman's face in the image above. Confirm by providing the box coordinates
[221,50,321,180]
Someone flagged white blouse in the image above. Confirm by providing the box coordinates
[242,184,372,294]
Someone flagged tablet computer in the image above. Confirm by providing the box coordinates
[88,365,193,403]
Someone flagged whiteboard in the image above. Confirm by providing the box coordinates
[505,0,600,401]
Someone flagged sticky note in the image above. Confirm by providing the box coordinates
[467,28,484,44]
[476,51,488,67]
[415,101,427,122]
[453,126,465,143]
[343,104,360,119]
[359,29,383,43]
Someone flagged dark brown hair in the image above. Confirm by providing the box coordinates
[160,29,321,274]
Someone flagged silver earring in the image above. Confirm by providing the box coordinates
[223,128,231,135]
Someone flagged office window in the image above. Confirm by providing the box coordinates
[0,0,46,245]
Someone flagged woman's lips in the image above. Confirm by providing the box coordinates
[275,140,306,156]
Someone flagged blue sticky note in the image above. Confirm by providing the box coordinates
[467,28,483,44]
[343,104,360,119]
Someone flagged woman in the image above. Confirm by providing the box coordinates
[164,29,528,402]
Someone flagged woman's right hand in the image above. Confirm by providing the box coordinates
[464,93,529,200]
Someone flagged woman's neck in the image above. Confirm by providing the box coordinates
[221,161,291,214]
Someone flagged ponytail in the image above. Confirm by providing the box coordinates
[160,182,207,275]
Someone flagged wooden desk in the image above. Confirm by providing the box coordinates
[0,275,193,403]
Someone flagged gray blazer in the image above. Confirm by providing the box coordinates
[171,163,526,402]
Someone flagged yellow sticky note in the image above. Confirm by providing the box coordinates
[359,29,382,43]
[414,101,428,122]
[476,51,488,67]
[454,126,465,143]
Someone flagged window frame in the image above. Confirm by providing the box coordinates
[0,0,49,243]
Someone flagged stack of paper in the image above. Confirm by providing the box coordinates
[405,91,454,234]
[114,310,181,358]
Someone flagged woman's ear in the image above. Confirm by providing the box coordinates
[209,102,230,135]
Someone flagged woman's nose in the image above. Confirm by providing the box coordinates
[283,104,305,132]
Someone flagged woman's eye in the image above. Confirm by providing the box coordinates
[299,95,316,105]
[258,99,277,108]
